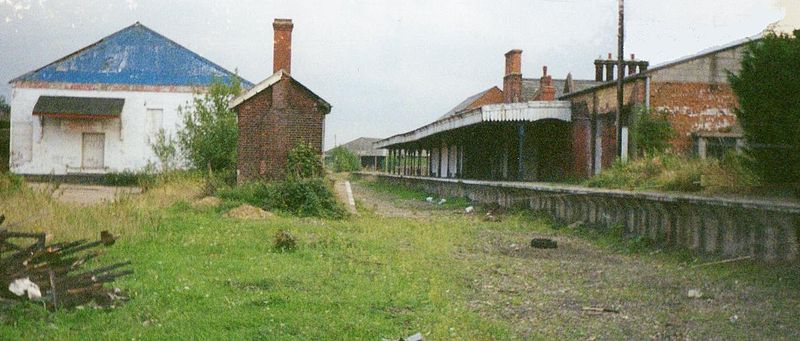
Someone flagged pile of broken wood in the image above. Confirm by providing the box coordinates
[0,214,132,310]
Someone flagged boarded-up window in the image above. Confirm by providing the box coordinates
[11,122,33,165]
[147,108,163,135]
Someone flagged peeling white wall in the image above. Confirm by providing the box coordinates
[9,87,194,175]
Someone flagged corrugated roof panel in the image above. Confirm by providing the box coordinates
[12,22,252,88]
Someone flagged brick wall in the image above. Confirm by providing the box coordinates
[566,79,646,177]
[650,82,739,153]
[236,78,326,182]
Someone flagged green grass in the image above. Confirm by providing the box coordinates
[2,176,800,339]
[355,176,470,209]
[0,184,511,339]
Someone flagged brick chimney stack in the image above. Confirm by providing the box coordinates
[503,49,523,103]
[273,18,294,74]
[537,66,556,101]
[594,53,649,81]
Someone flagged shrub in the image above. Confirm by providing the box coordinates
[215,178,346,219]
[729,30,800,185]
[286,141,323,180]
[631,108,674,156]
[176,78,241,173]
[326,146,360,172]
[150,129,180,172]
[272,178,345,219]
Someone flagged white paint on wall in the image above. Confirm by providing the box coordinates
[9,87,195,175]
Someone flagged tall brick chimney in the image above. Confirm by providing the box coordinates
[503,49,523,103]
[273,18,294,74]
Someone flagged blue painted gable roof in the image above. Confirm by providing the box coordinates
[12,22,252,88]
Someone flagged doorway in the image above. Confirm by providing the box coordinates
[82,133,105,169]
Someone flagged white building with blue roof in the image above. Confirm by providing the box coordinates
[8,22,251,175]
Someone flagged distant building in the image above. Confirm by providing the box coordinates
[328,137,387,171]
[229,19,331,182]
[376,50,600,181]
[7,22,249,175]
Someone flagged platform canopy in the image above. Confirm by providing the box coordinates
[375,100,572,148]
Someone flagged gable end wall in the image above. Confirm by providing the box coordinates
[236,78,326,182]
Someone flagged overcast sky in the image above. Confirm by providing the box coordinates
[0,0,788,149]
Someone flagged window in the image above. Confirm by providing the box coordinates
[147,108,163,134]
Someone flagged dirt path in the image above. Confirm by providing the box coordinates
[349,179,453,218]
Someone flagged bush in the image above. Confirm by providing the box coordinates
[215,178,346,219]
[175,78,241,173]
[729,30,800,185]
[272,178,345,218]
[286,142,323,180]
[326,146,360,172]
[150,129,180,172]
[631,108,674,156]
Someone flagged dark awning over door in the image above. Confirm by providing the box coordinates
[32,96,124,119]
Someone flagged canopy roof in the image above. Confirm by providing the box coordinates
[32,96,124,119]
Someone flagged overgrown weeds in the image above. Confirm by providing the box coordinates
[585,152,761,194]
[0,172,202,241]
[215,178,346,219]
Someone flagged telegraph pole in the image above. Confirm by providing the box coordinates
[616,0,625,159]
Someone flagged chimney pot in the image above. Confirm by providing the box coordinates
[594,60,604,81]
[606,63,615,81]
[608,53,613,60]
[273,18,294,74]
[542,65,548,77]
[630,53,635,60]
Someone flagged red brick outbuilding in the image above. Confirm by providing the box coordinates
[229,19,331,182]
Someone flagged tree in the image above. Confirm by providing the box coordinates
[729,30,800,184]
[176,78,241,173]
[326,146,360,172]
[0,96,10,115]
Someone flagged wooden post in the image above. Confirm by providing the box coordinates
[518,123,525,181]
[616,0,625,159]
